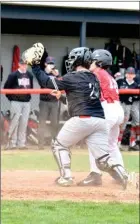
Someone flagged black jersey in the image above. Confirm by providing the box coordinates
[4,70,33,102]
[117,78,138,105]
[32,65,105,119]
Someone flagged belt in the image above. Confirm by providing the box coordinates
[79,115,91,118]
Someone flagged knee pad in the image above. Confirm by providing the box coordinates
[51,138,71,177]
[96,154,128,189]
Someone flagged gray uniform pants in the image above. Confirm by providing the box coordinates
[38,100,59,145]
[121,103,132,130]
[8,101,30,147]
[131,100,140,126]
[57,116,109,159]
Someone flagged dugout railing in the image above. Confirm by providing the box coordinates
[0,88,140,146]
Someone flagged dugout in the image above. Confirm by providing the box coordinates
[1,2,139,113]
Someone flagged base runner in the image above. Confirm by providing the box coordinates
[77,49,125,186]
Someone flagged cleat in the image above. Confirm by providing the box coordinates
[77,172,102,186]
[55,176,75,184]
[56,177,73,187]
[128,145,140,151]
[55,177,60,183]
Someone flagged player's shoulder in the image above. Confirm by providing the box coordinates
[97,69,111,84]
[10,71,18,76]
[7,71,19,79]
[97,69,109,78]
[63,70,92,78]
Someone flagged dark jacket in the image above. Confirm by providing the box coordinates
[39,71,61,102]
[133,75,140,101]
[117,78,138,105]
[4,70,33,102]
[32,65,105,119]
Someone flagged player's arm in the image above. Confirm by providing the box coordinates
[32,64,66,90]
[4,73,16,89]
[50,90,67,104]
[4,73,16,100]
[133,82,140,101]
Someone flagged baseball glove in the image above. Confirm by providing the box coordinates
[22,43,44,65]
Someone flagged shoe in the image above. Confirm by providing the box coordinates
[55,176,75,184]
[77,172,102,186]
[55,177,60,183]
[128,145,140,151]
[56,177,73,187]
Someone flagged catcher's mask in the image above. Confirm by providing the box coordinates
[65,47,92,73]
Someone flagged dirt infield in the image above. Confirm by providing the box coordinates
[2,170,139,203]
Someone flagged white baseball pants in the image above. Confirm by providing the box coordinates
[88,101,124,174]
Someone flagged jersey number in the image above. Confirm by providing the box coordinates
[89,81,100,100]
[109,79,119,94]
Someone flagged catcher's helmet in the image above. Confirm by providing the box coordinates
[65,47,92,72]
[92,49,112,67]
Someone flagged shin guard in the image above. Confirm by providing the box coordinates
[51,139,71,178]
[96,154,128,189]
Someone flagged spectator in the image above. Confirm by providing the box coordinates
[117,67,138,149]
[4,58,33,149]
[129,72,140,151]
[38,56,61,149]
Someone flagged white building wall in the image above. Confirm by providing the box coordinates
[1,34,139,111]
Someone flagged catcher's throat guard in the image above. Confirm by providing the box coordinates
[22,43,44,65]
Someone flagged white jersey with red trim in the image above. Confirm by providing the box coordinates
[93,68,119,103]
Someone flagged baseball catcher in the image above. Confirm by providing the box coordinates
[24,44,128,189]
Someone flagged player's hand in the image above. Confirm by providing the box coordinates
[50,90,62,99]
[51,69,59,77]
[45,65,52,73]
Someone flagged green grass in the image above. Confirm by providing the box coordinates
[2,151,139,223]
[2,150,139,172]
[2,200,139,224]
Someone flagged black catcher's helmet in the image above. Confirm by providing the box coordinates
[65,47,92,72]
[92,49,112,67]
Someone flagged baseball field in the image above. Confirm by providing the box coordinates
[2,148,139,224]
